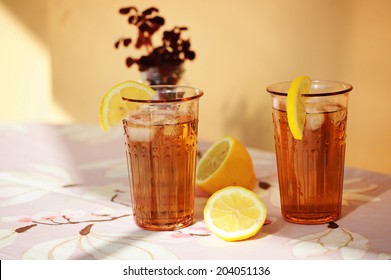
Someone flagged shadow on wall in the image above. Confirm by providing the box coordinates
[2,0,48,45]
[222,94,275,152]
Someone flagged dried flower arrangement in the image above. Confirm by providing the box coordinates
[114,6,196,85]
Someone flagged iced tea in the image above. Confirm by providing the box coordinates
[272,106,347,224]
[123,85,202,231]
[268,80,352,224]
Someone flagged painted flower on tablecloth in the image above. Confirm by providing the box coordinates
[2,210,88,225]
[0,164,72,207]
[1,208,215,259]
[170,222,211,239]
[342,177,380,205]
[1,208,130,227]
[0,229,17,249]
[113,222,212,243]
[0,208,133,255]
[22,224,177,260]
[2,209,179,259]
[0,225,37,249]
[289,223,370,259]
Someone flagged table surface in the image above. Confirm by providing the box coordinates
[0,123,390,260]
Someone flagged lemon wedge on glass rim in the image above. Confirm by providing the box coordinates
[196,136,257,194]
[203,186,267,241]
[99,80,156,131]
[287,76,312,140]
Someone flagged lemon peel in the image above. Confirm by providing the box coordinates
[99,80,155,131]
[287,76,312,140]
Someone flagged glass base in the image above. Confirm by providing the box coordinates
[282,211,340,225]
[133,214,193,231]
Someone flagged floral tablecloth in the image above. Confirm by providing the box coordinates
[0,123,390,260]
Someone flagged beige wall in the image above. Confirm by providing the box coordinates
[1,0,391,174]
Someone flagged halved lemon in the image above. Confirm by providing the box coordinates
[287,76,312,140]
[196,136,256,194]
[99,80,156,131]
[204,186,267,241]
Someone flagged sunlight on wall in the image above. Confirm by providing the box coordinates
[0,2,72,123]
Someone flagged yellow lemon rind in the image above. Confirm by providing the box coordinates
[196,137,256,194]
[286,76,312,140]
[99,80,156,131]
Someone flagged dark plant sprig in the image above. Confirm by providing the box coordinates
[114,6,196,71]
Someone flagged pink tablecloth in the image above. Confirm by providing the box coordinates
[0,123,390,260]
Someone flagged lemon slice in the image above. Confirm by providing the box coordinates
[287,76,312,140]
[99,80,156,131]
[196,136,256,194]
[204,186,267,241]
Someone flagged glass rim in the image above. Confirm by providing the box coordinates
[266,80,353,97]
[122,85,204,103]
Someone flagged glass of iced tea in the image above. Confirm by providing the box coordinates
[122,85,203,230]
[267,80,353,224]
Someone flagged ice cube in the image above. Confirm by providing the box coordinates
[127,127,155,142]
[139,104,158,112]
[323,105,339,113]
[306,113,325,131]
[335,109,347,123]
[151,110,180,125]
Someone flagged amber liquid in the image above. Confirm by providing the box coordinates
[272,106,347,224]
[123,110,198,230]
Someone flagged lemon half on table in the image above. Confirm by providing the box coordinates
[203,186,267,241]
[99,80,156,131]
[196,136,257,194]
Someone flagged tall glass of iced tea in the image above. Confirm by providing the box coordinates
[267,80,352,224]
[123,85,203,230]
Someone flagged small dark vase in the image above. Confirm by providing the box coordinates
[140,65,184,85]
